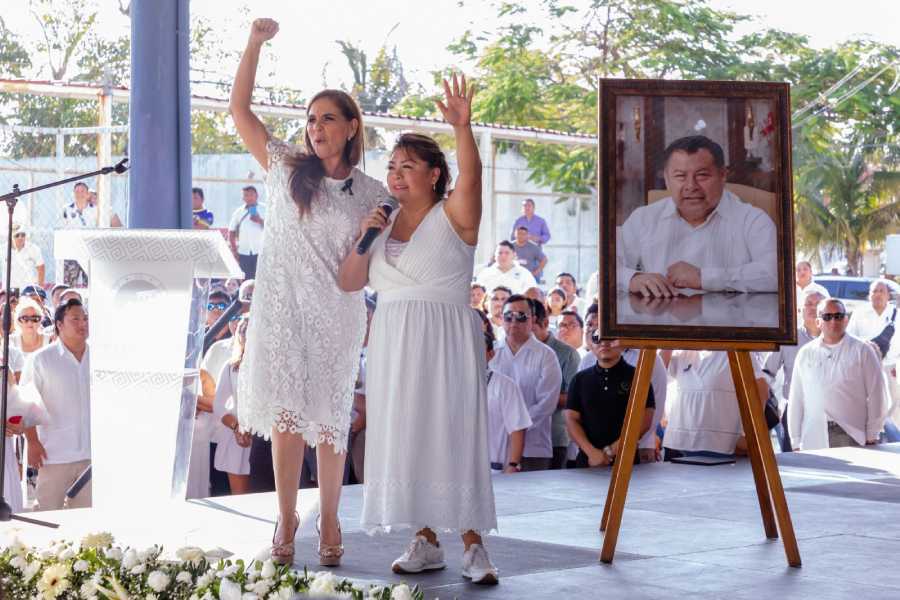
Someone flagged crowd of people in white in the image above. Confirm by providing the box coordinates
[4,207,898,519]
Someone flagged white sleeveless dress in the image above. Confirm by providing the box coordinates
[362,203,497,533]
[238,138,389,449]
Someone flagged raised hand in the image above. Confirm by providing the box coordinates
[249,18,279,45]
[436,73,475,128]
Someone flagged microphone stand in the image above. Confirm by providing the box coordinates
[0,158,128,527]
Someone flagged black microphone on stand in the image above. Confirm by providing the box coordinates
[356,197,399,255]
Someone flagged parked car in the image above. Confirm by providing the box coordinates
[813,275,900,315]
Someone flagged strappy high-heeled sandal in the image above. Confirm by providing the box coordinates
[270,511,299,566]
[316,514,344,567]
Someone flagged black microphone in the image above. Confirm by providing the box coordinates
[65,465,91,499]
[356,197,399,255]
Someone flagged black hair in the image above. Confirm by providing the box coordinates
[491,286,513,296]
[242,185,258,194]
[498,240,515,252]
[54,298,84,335]
[471,283,486,292]
[209,290,231,303]
[192,187,204,199]
[662,135,726,169]
[503,294,533,315]
[556,272,576,287]
[586,303,599,318]
[560,309,583,328]
[530,298,547,323]
[523,198,535,206]
[548,288,567,303]
[73,182,88,191]
[392,133,452,200]
[516,225,529,232]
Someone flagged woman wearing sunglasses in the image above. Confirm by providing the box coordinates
[11,297,51,355]
[339,74,499,584]
[231,18,390,566]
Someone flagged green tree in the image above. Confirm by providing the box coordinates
[795,138,900,274]
[0,18,32,78]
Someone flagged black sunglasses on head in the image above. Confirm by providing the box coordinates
[502,310,529,323]
[18,315,41,324]
[819,312,846,322]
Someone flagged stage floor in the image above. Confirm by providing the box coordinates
[4,444,900,599]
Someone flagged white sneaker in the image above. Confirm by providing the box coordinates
[391,535,446,574]
[461,543,499,585]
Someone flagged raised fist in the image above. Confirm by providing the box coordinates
[250,18,279,44]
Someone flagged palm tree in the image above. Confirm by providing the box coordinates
[794,139,900,275]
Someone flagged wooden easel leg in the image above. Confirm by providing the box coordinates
[599,347,655,563]
[727,351,778,539]
[735,351,802,568]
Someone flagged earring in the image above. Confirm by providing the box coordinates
[432,183,436,191]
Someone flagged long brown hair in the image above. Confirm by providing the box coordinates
[285,90,365,217]
[392,133,451,201]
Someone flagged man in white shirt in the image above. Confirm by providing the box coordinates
[763,289,825,451]
[795,261,829,309]
[845,280,900,436]
[483,325,531,474]
[4,225,45,288]
[488,294,562,471]
[617,135,777,297]
[61,182,98,287]
[789,298,890,450]
[22,299,91,510]
[228,185,265,279]
[476,241,537,295]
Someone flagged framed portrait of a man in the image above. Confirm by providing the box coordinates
[598,79,796,344]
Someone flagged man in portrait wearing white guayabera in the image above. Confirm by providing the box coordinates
[617,135,777,298]
[789,298,890,450]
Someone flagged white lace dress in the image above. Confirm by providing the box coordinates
[362,203,497,533]
[238,138,389,449]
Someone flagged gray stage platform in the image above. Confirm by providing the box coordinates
[3,444,899,599]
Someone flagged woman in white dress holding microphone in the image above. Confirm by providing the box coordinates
[231,18,389,566]
[339,74,498,584]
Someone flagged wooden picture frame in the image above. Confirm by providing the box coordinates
[597,78,796,345]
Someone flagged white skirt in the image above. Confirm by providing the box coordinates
[361,297,497,533]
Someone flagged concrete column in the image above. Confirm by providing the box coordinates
[477,129,495,267]
[128,0,192,229]
[97,86,113,227]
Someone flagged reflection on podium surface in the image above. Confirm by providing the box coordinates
[617,292,779,328]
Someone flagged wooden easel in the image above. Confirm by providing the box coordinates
[598,341,802,568]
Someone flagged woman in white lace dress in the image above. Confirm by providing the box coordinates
[339,74,499,585]
[230,18,388,566]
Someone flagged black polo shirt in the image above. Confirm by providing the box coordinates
[566,357,655,466]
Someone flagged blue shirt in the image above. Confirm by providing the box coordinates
[193,208,214,228]
[511,214,551,245]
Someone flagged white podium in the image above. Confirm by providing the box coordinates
[54,229,242,510]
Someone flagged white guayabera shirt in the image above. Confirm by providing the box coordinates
[617,190,778,293]
[789,334,891,450]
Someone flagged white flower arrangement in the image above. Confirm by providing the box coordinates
[0,535,424,599]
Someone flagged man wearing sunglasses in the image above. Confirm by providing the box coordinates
[789,298,891,450]
[205,290,233,344]
[488,295,562,471]
[4,224,45,288]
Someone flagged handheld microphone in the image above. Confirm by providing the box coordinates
[356,197,399,255]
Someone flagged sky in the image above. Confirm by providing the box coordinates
[4,0,899,98]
